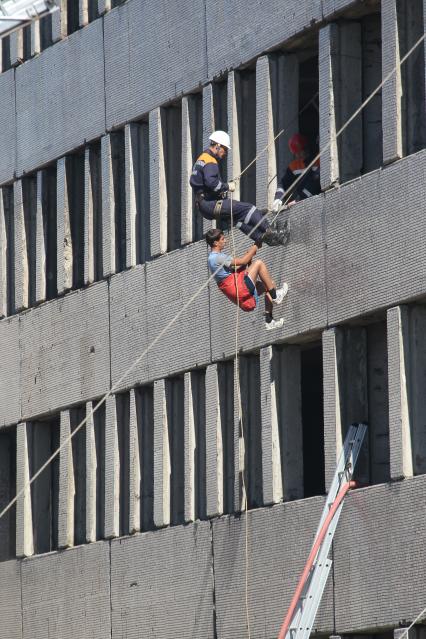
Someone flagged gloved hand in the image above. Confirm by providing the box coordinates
[228,180,236,193]
[271,198,282,213]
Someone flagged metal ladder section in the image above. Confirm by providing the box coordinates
[278,422,367,639]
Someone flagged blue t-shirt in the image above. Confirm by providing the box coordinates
[208,251,233,283]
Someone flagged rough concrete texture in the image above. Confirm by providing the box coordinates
[110,522,214,639]
[19,282,110,420]
[15,20,105,177]
[0,559,22,639]
[0,315,20,428]
[20,542,111,639]
[0,70,16,185]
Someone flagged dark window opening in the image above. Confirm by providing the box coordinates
[134,122,150,265]
[397,0,426,156]
[212,79,228,230]
[110,131,126,272]
[301,344,325,498]
[240,354,263,509]
[42,166,58,300]
[188,93,204,242]
[135,385,154,531]
[116,392,130,537]
[40,15,52,50]
[70,407,86,545]
[22,176,37,307]
[163,104,182,252]
[93,401,105,540]
[192,369,207,520]
[218,361,235,514]
[88,0,98,22]
[66,152,85,289]
[23,25,31,60]
[166,376,185,525]
[0,428,16,561]
[2,36,11,72]
[67,0,80,34]
[361,13,383,173]
[236,69,256,203]
[30,418,60,554]
[88,141,103,281]
[299,56,320,155]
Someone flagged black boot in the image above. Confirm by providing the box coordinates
[261,225,289,247]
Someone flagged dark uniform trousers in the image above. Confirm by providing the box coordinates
[197,197,269,243]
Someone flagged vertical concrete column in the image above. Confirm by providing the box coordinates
[52,0,68,42]
[382,0,403,164]
[98,0,111,15]
[183,372,196,522]
[322,327,368,488]
[202,85,215,233]
[124,123,138,269]
[129,389,141,534]
[260,346,282,504]
[181,97,194,246]
[153,379,170,527]
[101,135,116,277]
[30,20,41,57]
[0,191,6,318]
[256,56,277,209]
[57,157,73,294]
[227,71,241,200]
[9,30,23,67]
[79,0,89,27]
[84,147,95,285]
[35,171,46,304]
[16,423,34,558]
[13,180,28,312]
[205,364,223,517]
[58,410,74,548]
[387,306,413,480]
[104,395,120,539]
[149,108,167,257]
[319,25,340,190]
[85,401,97,543]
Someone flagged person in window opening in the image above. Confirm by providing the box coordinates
[206,227,289,331]
[191,130,289,247]
[271,133,321,213]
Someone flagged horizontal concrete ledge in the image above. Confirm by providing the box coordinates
[2,474,426,638]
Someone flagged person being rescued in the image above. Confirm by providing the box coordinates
[206,228,289,331]
[271,133,321,213]
[191,130,289,247]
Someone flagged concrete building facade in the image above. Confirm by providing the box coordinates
[0,0,426,637]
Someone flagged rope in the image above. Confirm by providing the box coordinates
[229,191,251,639]
[0,26,425,639]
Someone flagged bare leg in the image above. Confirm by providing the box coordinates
[246,259,276,292]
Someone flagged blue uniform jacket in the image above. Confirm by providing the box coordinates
[189,149,229,201]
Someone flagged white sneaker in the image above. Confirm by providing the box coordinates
[265,317,285,331]
[273,282,289,305]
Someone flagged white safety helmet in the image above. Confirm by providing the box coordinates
[209,130,231,149]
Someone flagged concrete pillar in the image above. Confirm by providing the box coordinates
[129,389,141,534]
[104,395,120,539]
[98,0,111,15]
[181,97,194,246]
[205,364,222,517]
[124,123,138,269]
[84,147,95,285]
[35,171,46,304]
[9,30,23,67]
[256,56,277,209]
[58,410,74,548]
[322,327,368,489]
[227,71,241,200]
[101,135,116,277]
[382,0,403,164]
[85,401,97,543]
[153,379,170,527]
[273,54,299,182]
[0,190,6,318]
[57,157,73,294]
[149,108,167,257]
[13,180,28,312]
[202,85,216,233]
[79,0,89,27]
[30,19,41,57]
[260,346,303,505]
[52,0,67,42]
[16,423,34,558]
[319,25,340,190]
[184,372,196,522]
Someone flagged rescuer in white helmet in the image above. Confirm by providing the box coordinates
[190,131,289,247]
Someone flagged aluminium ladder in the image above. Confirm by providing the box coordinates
[278,422,367,639]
